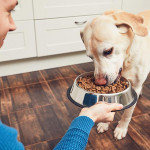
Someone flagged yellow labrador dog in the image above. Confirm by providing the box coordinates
[80,10,150,140]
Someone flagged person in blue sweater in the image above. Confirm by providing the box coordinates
[0,0,123,149]
[0,100,123,150]
[54,102,123,150]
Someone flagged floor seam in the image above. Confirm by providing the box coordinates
[132,112,150,119]
[39,70,59,103]
[2,81,47,90]
[24,136,63,148]
[129,124,150,147]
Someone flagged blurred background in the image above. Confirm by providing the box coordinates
[0,0,150,76]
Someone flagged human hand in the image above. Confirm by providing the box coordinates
[79,102,123,123]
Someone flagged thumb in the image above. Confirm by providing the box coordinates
[108,103,123,112]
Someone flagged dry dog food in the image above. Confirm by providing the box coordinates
[77,75,129,94]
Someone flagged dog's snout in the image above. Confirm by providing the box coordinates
[95,75,107,86]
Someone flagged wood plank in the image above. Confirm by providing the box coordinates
[133,96,150,116]
[0,89,8,115]
[87,123,141,150]
[1,62,149,150]
[0,77,3,90]
[0,114,10,126]
[40,62,94,81]
[40,68,64,81]
[144,73,150,84]
[12,117,46,146]
[25,138,62,150]
[10,105,63,146]
[10,102,80,146]
[2,71,44,89]
[58,65,83,78]
[114,95,150,121]
[47,138,62,150]
[75,62,94,73]
[142,83,150,100]
[128,114,150,150]
[47,78,74,102]
[40,65,82,81]
[4,83,54,112]
[25,141,50,150]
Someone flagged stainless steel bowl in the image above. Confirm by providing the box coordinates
[67,72,137,111]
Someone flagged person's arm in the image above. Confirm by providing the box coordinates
[54,102,123,150]
[54,116,94,150]
[0,121,24,150]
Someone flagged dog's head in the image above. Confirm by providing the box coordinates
[80,10,148,85]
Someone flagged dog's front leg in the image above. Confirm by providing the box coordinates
[97,103,136,137]
[97,122,110,133]
[114,103,136,140]
[114,87,141,140]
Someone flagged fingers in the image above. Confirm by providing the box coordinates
[106,112,115,122]
[108,103,123,112]
[96,101,123,111]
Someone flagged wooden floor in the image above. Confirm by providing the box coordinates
[0,62,150,150]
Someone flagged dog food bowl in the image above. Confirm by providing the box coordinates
[67,72,137,111]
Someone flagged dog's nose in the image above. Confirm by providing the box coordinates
[95,76,107,85]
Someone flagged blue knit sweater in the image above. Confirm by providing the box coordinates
[0,116,94,150]
[54,116,94,150]
[0,121,24,150]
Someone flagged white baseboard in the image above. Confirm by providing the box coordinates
[0,51,92,77]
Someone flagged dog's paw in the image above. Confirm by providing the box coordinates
[114,126,127,140]
[97,122,110,133]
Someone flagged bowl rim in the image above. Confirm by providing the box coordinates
[67,86,137,111]
[75,71,131,96]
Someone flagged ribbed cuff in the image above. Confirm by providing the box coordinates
[68,116,94,135]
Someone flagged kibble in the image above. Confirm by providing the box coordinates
[77,75,129,94]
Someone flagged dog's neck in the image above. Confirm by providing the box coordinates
[122,30,150,88]
[124,32,149,68]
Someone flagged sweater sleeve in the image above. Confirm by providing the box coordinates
[54,116,94,150]
[0,121,24,150]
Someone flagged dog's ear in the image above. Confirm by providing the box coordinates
[116,24,130,34]
[104,10,123,15]
[113,12,148,36]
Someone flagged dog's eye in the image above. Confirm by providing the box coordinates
[103,47,113,56]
